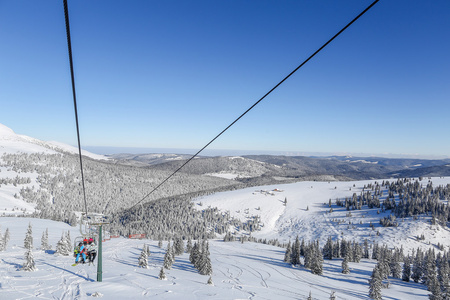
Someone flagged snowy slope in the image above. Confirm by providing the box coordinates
[0,123,108,216]
[0,218,430,299]
[0,123,107,160]
[194,177,450,255]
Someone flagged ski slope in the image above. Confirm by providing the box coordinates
[0,217,430,300]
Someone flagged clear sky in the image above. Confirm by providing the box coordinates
[1,0,449,158]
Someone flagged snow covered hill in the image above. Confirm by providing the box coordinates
[0,123,108,217]
[194,177,450,254]
[0,123,107,160]
[0,217,431,299]
[0,123,240,220]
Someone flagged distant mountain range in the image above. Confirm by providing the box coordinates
[109,153,450,182]
[2,122,450,185]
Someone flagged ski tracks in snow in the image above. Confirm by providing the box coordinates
[212,245,273,299]
[49,263,92,300]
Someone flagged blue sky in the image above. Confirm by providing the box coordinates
[1,0,449,158]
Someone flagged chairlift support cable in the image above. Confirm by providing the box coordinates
[63,0,89,217]
[129,0,380,210]
[63,1,109,282]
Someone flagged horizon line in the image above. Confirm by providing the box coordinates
[82,145,450,160]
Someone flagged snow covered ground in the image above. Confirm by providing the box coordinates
[0,218,430,300]
[3,175,449,300]
[195,178,450,255]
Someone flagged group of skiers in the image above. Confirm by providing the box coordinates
[74,237,97,264]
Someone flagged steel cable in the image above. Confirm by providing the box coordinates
[129,0,380,210]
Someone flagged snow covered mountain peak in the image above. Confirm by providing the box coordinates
[0,122,107,160]
[0,123,19,139]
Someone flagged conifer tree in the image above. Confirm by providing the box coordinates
[377,248,390,281]
[186,238,193,253]
[0,227,4,251]
[412,249,424,283]
[138,246,148,268]
[300,239,305,257]
[56,234,65,255]
[402,255,411,282]
[372,242,379,260]
[291,236,301,266]
[340,239,348,261]
[438,257,450,300]
[41,228,49,251]
[369,264,382,300]
[24,222,33,250]
[284,241,292,263]
[198,241,212,276]
[323,237,333,260]
[424,249,437,287]
[146,244,151,257]
[428,266,441,300]
[304,243,312,269]
[23,248,36,271]
[390,255,401,279]
[64,231,71,253]
[163,242,174,270]
[353,242,362,263]
[333,240,340,258]
[307,291,312,300]
[363,238,370,259]
[347,241,355,262]
[207,276,213,285]
[342,252,350,274]
[174,237,184,256]
[56,233,70,256]
[159,267,167,280]
[310,240,323,275]
[169,243,175,264]
[190,241,200,266]
[4,227,10,249]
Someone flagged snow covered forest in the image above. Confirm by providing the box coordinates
[1,152,243,222]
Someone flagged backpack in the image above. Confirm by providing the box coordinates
[74,245,81,257]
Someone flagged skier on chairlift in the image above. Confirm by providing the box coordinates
[75,241,87,264]
[87,238,97,263]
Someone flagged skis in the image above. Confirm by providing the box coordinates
[71,261,95,267]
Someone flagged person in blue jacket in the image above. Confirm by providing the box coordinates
[75,241,87,264]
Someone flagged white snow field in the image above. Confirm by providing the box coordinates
[0,217,430,300]
[195,178,450,253]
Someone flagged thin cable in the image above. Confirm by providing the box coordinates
[63,0,89,217]
[130,0,380,210]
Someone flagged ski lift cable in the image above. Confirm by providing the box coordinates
[63,0,89,217]
[129,0,380,211]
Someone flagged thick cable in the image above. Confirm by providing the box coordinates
[130,0,380,210]
[63,0,89,217]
